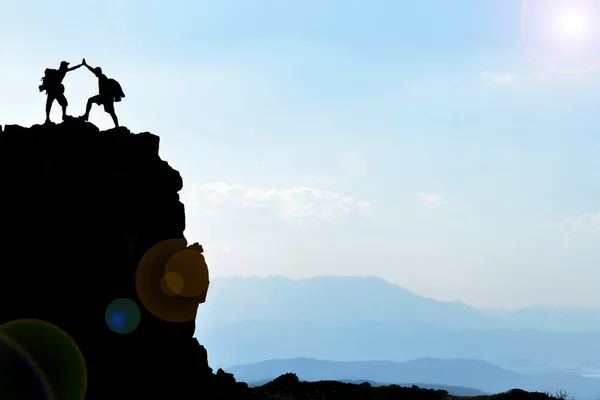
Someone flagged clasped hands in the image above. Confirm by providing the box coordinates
[72,59,87,69]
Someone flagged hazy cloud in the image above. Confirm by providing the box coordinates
[192,181,371,222]
[415,192,445,206]
[480,71,515,84]
[556,212,600,232]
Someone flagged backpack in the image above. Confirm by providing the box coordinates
[108,78,125,102]
[41,68,60,90]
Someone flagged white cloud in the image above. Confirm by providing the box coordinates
[414,192,445,206]
[556,212,600,232]
[191,181,370,222]
[480,71,515,84]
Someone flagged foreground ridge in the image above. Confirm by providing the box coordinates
[249,374,562,400]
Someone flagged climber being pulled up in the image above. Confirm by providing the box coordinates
[81,58,125,128]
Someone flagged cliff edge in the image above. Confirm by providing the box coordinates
[0,118,224,399]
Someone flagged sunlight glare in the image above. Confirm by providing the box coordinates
[554,7,590,42]
[521,0,600,74]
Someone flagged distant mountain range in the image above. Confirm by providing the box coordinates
[194,276,600,399]
[197,276,600,333]
[227,357,600,400]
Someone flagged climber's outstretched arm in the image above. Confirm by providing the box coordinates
[66,63,83,72]
[82,59,100,76]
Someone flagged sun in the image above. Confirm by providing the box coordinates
[521,0,600,74]
[553,6,591,42]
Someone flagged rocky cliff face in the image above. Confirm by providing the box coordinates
[0,118,219,399]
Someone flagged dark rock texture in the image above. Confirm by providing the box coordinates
[248,374,563,400]
[0,118,213,399]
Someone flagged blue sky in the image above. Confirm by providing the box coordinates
[1,0,599,308]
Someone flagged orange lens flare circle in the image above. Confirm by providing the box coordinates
[135,238,210,323]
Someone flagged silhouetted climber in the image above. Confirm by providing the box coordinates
[81,58,125,128]
[39,60,83,124]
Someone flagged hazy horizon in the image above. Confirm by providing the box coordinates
[1,0,599,309]
[193,273,600,398]
[205,275,600,312]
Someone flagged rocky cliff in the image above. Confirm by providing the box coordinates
[0,118,228,399]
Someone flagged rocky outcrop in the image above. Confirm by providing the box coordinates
[0,118,212,399]
[248,374,563,400]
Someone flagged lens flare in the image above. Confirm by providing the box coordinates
[0,333,52,400]
[554,7,590,42]
[0,319,87,400]
[105,298,141,334]
[521,0,600,74]
[136,239,210,323]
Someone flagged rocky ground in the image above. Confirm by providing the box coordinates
[230,372,562,400]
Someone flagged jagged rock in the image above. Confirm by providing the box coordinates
[0,119,211,399]
[251,376,443,400]
[216,368,237,386]
[214,368,252,399]
[249,377,564,400]
[493,389,557,400]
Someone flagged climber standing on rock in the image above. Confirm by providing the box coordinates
[39,60,83,124]
[81,58,125,128]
